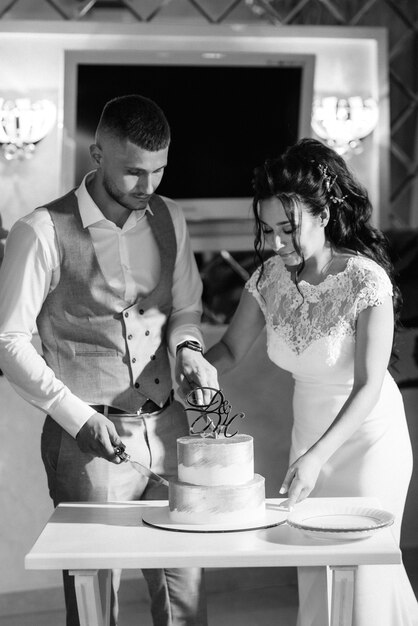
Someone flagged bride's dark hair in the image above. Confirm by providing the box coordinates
[252,137,401,323]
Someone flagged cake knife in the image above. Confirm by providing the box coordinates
[114,445,169,487]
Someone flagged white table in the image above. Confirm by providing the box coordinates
[25,497,400,626]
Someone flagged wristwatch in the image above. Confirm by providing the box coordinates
[176,340,203,355]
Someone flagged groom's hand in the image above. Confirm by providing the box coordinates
[76,412,123,463]
[175,349,219,405]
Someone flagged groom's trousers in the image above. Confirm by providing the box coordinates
[40,399,207,626]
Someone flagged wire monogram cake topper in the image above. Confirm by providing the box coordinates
[185,387,245,438]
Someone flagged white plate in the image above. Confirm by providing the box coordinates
[287,505,395,541]
[142,503,288,533]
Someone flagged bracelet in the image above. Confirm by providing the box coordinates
[176,340,203,355]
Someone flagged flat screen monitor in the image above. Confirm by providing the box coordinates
[63,49,315,222]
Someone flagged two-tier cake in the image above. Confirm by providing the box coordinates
[168,433,265,525]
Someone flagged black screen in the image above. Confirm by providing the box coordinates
[75,63,302,199]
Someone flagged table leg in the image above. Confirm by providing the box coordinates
[297,566,331,626]
[298,565,357,626]
[69,569,111,626]
[330,566,357,626]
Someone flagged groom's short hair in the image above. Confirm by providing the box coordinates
[96,94,171,151]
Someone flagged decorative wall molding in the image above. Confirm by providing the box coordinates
[0,0,416,224]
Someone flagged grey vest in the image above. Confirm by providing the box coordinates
[36,190,176,411]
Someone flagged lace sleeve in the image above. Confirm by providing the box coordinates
[245,265,266,313]
[245,256,280,314]
[354,258,393,315]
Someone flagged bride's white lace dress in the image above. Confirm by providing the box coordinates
[246,254,418,626]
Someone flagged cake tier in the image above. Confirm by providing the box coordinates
[177,434,254,486]
[169,474,265,525]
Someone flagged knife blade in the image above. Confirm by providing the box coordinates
[114,445,169,487]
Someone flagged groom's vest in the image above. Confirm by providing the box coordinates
[36,190,176,411]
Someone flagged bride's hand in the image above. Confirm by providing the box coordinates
[279,452,323,510]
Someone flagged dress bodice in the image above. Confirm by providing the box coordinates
[246,254,393,384]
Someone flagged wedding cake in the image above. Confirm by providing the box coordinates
[168,433,265,525]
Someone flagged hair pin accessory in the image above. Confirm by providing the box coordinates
[317,163,347,205]
[318,163,336,191]
[330,194,348,205]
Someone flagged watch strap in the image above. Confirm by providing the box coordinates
[176,340,203,355]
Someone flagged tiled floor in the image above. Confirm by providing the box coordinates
[1,550,417,626]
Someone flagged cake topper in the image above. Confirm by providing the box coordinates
[185,387,245,438]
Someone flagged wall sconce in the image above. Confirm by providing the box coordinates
[0,98,57,161]
[311,96,379,156]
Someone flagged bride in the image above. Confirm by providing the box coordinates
[200,138,418,625]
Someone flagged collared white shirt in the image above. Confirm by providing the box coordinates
[0,173,203,437]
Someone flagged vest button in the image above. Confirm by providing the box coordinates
[128,334,133,340]
[124,312,129,318]
[145,330,150,336]
[155,378,160,384]
[150,355,156,360]
[139,309,144,315]
[134,382,140,388]
[132,357,136,363]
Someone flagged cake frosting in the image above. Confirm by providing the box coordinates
[177,434,254,485]
[168,434,265,525]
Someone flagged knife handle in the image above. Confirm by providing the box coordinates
[114,445,130,463]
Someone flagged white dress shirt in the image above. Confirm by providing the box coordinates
[0,173,203,437]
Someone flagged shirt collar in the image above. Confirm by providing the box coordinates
[75,171,154,229]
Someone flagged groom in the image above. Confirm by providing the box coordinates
[0,94,218,625]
